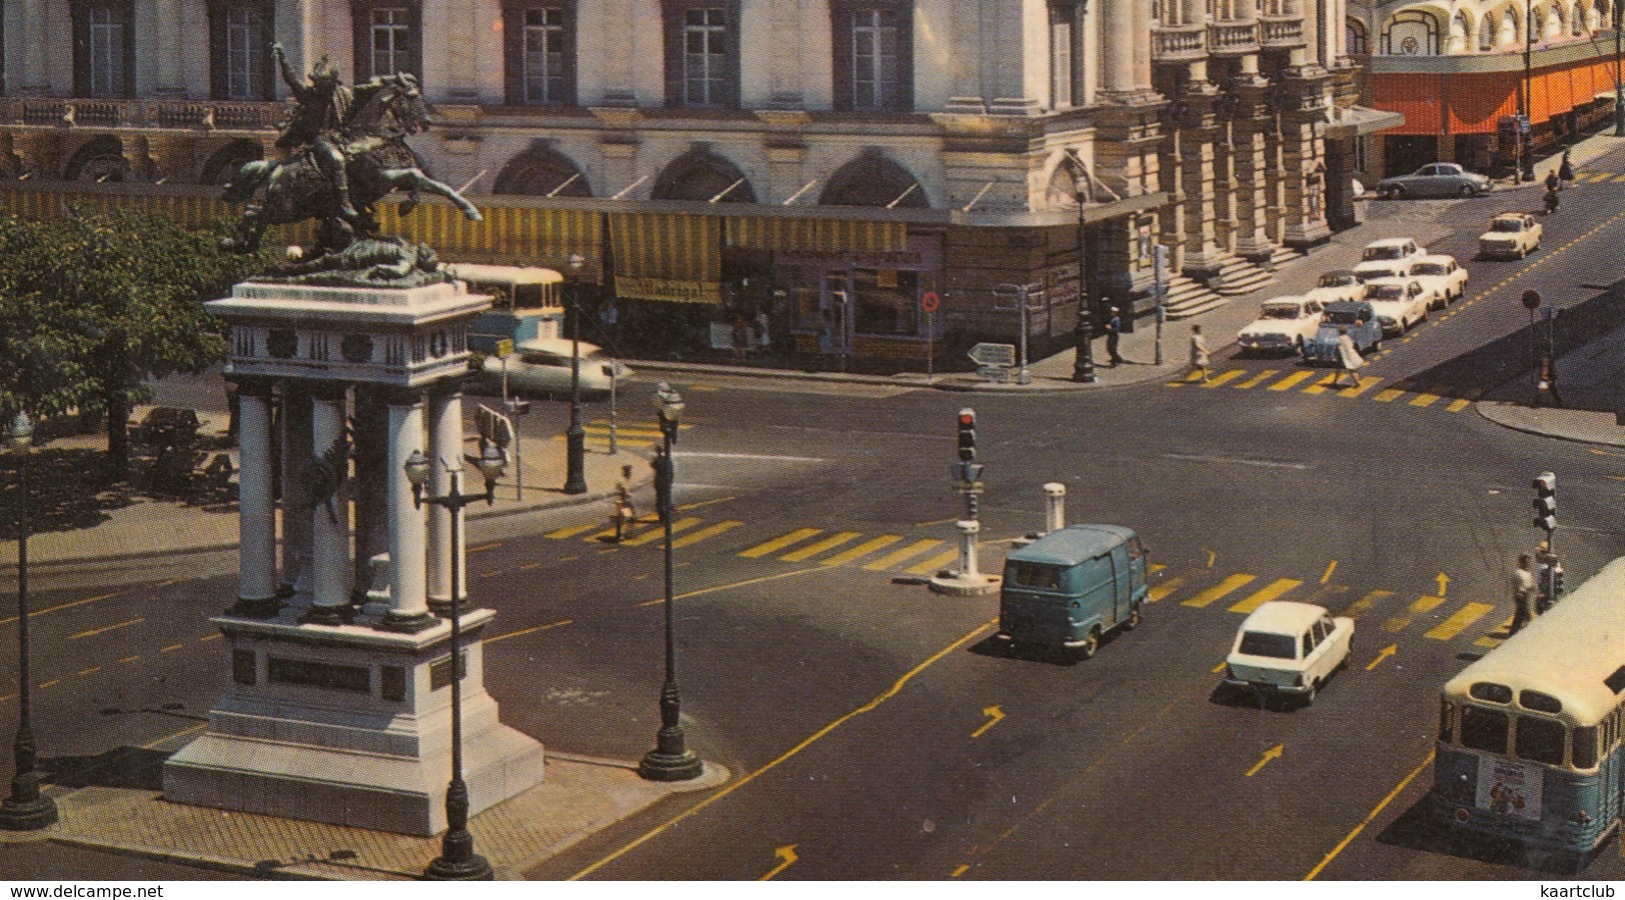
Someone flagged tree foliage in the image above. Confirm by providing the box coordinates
[0,208,276,477]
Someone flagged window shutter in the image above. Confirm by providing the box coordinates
[207,2,226,100]
[829,5,852,112]
[351,1,371,81]
[120,0,135,98]
[895,2,913,111]
[662,2,682,108]
[561,2,578,106]
[408,3,423,81]
[258,3,277,101]
[724,0,741,109]
[72,1,91,98]
[502,3,524,104]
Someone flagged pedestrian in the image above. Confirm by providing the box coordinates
[1535,352,1563,408]
[1511,553,1539,635]
[611,464,637,542]
[1559,149,1575,186]
[1334,325,1365,389]
[1105,306,1125,367]
[1189,324,1210,384]
[731,314,750,363]
[815,308,834,359]
[754,308,772,357]
[1545,167,1561,195]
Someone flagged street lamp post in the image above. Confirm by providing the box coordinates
[1072,183,1097,383]
[1522,3,1537,183]
[407,442,508,881]
[563,253,588,495]
[1615,0,1624,136]
[639,384,703,782]
[0,412,54,831]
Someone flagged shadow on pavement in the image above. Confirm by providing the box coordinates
[44,746,172,792]
[1376,793,1603,876]
[0,448,135,539]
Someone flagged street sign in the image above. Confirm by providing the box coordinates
[1522,289,1542,310]
[921,291,941,313]
[968,342,1017,367]
[476,404,515,448]
[494,338,514,359]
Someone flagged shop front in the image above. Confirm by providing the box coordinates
[774,233,945,368]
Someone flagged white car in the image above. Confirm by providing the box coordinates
[1305,270,1365,306]
[1237,297,1325,356]
[1361,278,1430,334]
[1359,237,1426,269]
[1224,601,1354,705]
[1352,259,1407,283]
[480,337,631,399]
[1407,254,1468,308]
[1479,212,1543,260]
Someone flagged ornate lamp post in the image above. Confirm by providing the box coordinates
[563,253,588,495]
[639,384,703,782]
[0,412,54,831]
[407,442,507,881]
[1071,180,1097,384]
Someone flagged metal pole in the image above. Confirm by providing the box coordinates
[563,273,587,495]
[1153,244,1168,367]
[639,422,702,782]
[1017,286,1032,385]
[1072,186,1096,383]
[1523,4,1536,183]
[1530,305,1539,398]
[926,310,935,385]
[513,420,523,502]
[1616,0,1624,136]
[608,364,619,456]
[0,444,55,831]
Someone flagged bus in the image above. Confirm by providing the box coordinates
[1432,555,1625,859]
[445,264,566,351]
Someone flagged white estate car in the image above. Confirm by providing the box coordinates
[1305,270,1366,306]
[1237,297,1325,355]
[1361,278,1430,334]
[1360,237,1426,268]
[1479,212,1543,260]
[1224,601,1354,705]
[479,337,631,399]
[1407,254,1468,308]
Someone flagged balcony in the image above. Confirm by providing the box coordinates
[1259,15,1305,49]
[0,98,283,133]
[1153,23,1209,62]
[1208,21,1261,56]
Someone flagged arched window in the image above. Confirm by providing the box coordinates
[1450,9,1471,50]
[1573,0,1585,32]
[819,151,927,207]
[492,143,592,196]
[1347,16,1369,53]
[201,139,263,186]
[1382,10,1440,54]
[1501,7,1520,45]
[1480,11,1496,47]
[651,147,756,203]
[64,135,129,182]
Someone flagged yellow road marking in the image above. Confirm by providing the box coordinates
[1247,744,1284,777]
[201,633,222,642]
[519,561,544,571]
[677,496,736,511]
[1340,589,1394,620]
[1305,751,1435,880]
[1476,615,1514,648]
[584,425,663,437]
[70,617,145,640]
[1373,388,1406,402]
[1424,602,1494,641]
[546,523,601,539]
[1183,573,1257,608]
[1228,578,1303,614]
[1410,596,1445,614]
[1365,644,1397,671]
[781,531,862,562]
[620,517,703,546]
[160,644,184,653]
[487,618,573,645]
[1199,369,1244,388]
[951,865,970,878]
[1613,173,1625,182]
[1211,661,1227,673]
[635,567,827,608]
[820,535,903,567]
[864,539,945,571]
[1148,576,1186,603]
[571,618,998,880]
[0,591,123,627]
[907,548,964,576]
[1320,560,1338,583]
[1302,584,1350,606]
[1268,371,1316,391]
[1301,373,1341,395]
[37,679,58,689]
[118,655,139,664]
[468,541,502,553]
[1149,563,1166,573]
[1338,376,1382,398]
[1408,392,1441,408]
[760,845,798,881]
[1234,369,1279,389]
[1446,398,1471,412]
[77,666,101,676]
[740,528,822,558]
[971,705,1005,739]
[670,520,743,549]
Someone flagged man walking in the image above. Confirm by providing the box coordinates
[1105,307,1125,367]
[1511,553,1538,634]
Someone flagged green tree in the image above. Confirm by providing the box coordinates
[0,209,275,479]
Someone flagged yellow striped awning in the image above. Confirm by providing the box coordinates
[609,212,721,303]
[726,216,907,253]
[379,202,600,277]
[0,186,317,245]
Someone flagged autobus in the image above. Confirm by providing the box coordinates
[1432,555,1625,859]
[445,264,566,351]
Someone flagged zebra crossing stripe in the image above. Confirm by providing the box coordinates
[820,535,903,567]
[1200,370,1245,388]
[1408,392,1442,407]
[781,531,862,562]
[620,517,704,546]
[1148,576,1186,602]
[547,523,601,539]
[1269,371,1316,391]
[1338,376,1382,398]
[863,539,944,571]
[1339,589,1394,620]
[1301,374,1342,395]
[1373,388,1406,402]
[1424,602,1494,641]
[1228,578,1303,614]
[1234,370,1279,389]
[907,548,962,576]
[1476,614,1514,647]
[741,528,822,558]
[670,520,742,549]
[1183,573,1257,608]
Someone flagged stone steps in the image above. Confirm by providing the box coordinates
[1159,245,1306,320]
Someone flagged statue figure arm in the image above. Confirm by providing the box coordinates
[272,43,306,99]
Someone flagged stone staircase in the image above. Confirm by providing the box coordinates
[1160,245,1306,320]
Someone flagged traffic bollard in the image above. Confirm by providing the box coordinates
[957,519,980,580]
[1044,482,1066,534]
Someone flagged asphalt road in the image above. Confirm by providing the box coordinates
[9,148,1625,881]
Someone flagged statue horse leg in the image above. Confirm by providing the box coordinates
[220,203,270,253]
[379,167,484,222]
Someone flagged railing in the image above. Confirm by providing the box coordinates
[1208,21,1261,54]
[1259,15,1305,48]
[0,98,282,132]
[1153,23,1209,60]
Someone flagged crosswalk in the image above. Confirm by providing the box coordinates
[551,417,693,452]
[1572,170,1625,183]
[1167,368,1481,412]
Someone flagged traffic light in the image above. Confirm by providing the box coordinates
[1553,565,1565,598]
[957,408,977,462]
[1533,471,1557,532]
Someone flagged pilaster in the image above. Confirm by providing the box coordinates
[1279,66,1334,249]
[1231,77,1277,263]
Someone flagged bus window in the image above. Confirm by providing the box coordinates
[1519,690,1563,714]
[1461,706,1510,754]
[1469,682,1513,704]
[1438,699,1454,742]
[1574,725,1599,769]
[1516,716,1565,766]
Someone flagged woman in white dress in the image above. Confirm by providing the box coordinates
[1189,324,1210,384]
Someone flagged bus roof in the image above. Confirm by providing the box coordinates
[1443,556,1625,724]
[1006,524,1135,566]
[445,264,563,286]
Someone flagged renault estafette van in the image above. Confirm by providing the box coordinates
[997,524,1148,659]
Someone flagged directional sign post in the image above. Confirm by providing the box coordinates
[922,292,941,385]
[968,342,1017,383]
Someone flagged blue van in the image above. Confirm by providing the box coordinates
[998,525,1149,659]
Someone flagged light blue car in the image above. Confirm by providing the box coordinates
[1302,300,1382,365]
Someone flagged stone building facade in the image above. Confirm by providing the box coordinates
[0,0,1379,367]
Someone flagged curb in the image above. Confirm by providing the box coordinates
[1473,400,1625,448]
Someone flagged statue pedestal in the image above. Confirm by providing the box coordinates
[162,605,545,836]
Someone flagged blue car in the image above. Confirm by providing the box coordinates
[1302,300,1382,365]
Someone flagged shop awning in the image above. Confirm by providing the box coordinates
[608,212,721,303]
[379,203,601,277]
[726,216,907,253]
[1327,103,1406,138]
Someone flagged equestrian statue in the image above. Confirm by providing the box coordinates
[219,43,482,284]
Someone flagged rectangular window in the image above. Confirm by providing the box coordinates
[1008,562,1064,591]
[1460,705,1510,754]
[1049,5,1074,108]
[1515,716,1566,766]
[683,7,729,107]
[371,7,413,78]
[1238,631,1296,659]
[523,7,567,104]
[851,267,919,335]
[224,7,267,100]
[1573,724,1599,769]
[852,9,901,111]
[89,6,126,98]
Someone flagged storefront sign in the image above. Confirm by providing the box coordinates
[614,276,723,304]
[776,249,926,268]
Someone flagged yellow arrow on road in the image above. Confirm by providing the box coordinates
[972,705,1005,738]
[1366,644,1398,672]
[761,845,798,881]
[1246,744,1284,777]
[1435,573,1449,596]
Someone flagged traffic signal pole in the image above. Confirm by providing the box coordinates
[930,408,999,597]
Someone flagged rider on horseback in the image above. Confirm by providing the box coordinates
[273,43,359,224]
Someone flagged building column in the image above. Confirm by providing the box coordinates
[1280,67,1335,249]
[351,387,389,602]
[426,384,464,613]
[279,381,313,597]
[1232,62,1277,263]
[1177,64,1225,280]
[231,378,280,618]
[1100,0,1141,98]
[301,384,353,625]
[381,389,434,632]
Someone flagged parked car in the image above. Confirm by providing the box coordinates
[1305,270,1366,306]
[1360,237,1426,268]
[1478,212,1542,259]
[1237,297,1324,356]
[135,406,201,448]
[1302,300,1383,363]
[1362,278,1431,334]
[1408,254,1468,308]
[478,337,631,399]
[1377,162,1493,199]
[1223,601,1354,705]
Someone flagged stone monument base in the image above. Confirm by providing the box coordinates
[162,605,545,836]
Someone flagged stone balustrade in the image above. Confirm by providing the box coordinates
[1260,15,1305,48]
[1153,23,1209,61]
[1208,21,1261,55]
[0,98,282,132]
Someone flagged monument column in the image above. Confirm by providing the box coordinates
[302,383,353,624]
[279,381,313,597]
[382,388,433,631]
[231,377,279,617]
[426,383,464,612]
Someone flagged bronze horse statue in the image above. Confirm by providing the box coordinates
[219,73,482,255]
